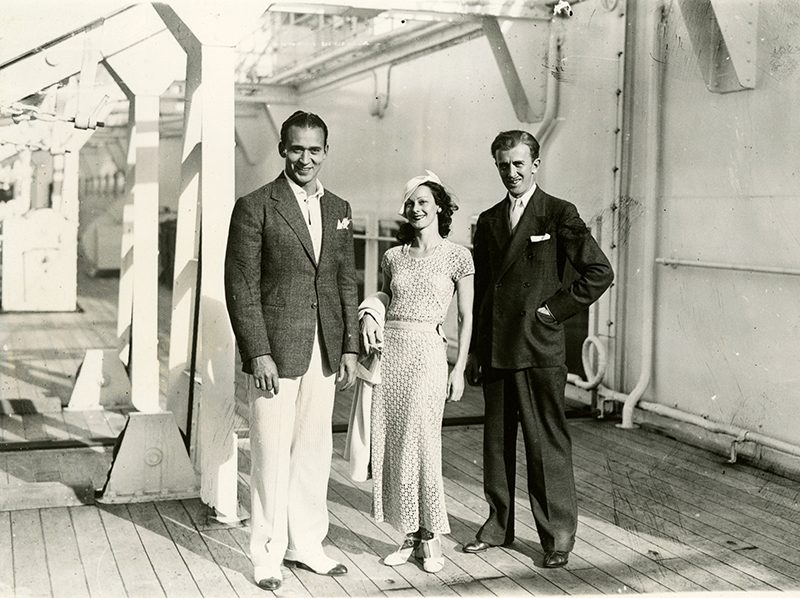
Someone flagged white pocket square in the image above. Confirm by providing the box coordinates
[530,233,551,242]
[337,217,351,230]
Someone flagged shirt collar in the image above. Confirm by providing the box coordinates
[507,182,537,207]
[285,171,324,201]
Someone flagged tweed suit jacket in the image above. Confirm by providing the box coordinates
[470,186,613,370]
[224,172,360,377]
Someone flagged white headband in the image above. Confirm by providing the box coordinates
[398,170,443,215]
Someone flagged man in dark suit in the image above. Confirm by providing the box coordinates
[225,111,358,590]
[464,130,613,568]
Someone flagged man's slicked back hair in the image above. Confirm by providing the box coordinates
[280,110,329,146]
[490,130,540,161]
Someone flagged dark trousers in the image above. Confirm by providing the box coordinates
[477,364,577,552]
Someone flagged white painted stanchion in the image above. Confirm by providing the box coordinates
[95,37,200,504]
[67,349,132,411]
[155,2,263,523]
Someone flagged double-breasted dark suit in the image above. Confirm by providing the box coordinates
[225,172,359,376]
[470,185,613,552]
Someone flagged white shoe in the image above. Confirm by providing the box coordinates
[283,549,347,576]
[383,535,420,566]
[416,536,444,573]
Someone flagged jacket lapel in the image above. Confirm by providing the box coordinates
[486,199,511,253]
[497,186,547,281]
[272,174,317,266]
[318,191,338,266]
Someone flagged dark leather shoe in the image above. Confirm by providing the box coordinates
[463,540,495,553]
[284,559,348,576]
[256,577,281,591]
[543,550,569,568]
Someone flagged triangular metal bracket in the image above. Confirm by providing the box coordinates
[677,0,759,93]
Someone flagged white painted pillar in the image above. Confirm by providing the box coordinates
[155,0,265,521]
[195,43,238,521]
[117,117,135,365]
[105,39,181,410]
[129,94,161,411]
[166,52,202,438]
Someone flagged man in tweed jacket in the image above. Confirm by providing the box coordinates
[225,111,358,591]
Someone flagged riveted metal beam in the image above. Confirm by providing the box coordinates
[677,0,759,92]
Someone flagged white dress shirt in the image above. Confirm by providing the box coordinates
[508,182,537,231]
[286,173,324,262]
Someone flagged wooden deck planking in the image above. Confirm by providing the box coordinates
[176,498,279,598]
[226,522,315,597]
[126,502,204,597]
[1,421,800,596]
[40,411,73,441]
[323,461,461,596]
[2,413,27,442]
[571,457,782,592]
[22,412,49,441]
[61,409,92,440]
[549,434,791,591]
[568,476,747,592]
[40,507,91,598]
[330,437,577,597]
[38,312,77,405]
[444,427,754,594]
[572,422,800,582]
[0,511,12,596]
[10,509,51,598]
[576,420,800,539]
[153,500,240,598]
[97,504,167,598]
[70,505,128,598]
[569,428,796,590]
[440,431,671,595]
[82,409,116,438]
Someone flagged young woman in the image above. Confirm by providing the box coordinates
[360,171,474,573]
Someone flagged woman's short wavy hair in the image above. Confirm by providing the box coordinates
[396,181,458,244]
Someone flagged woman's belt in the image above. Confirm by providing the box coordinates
[385,319,447,342]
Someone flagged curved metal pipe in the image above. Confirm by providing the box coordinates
[656,257,800,277]
[636,400,800,460]
[535,29,562,144]
[618,2,665,428]
[567,335,607,390]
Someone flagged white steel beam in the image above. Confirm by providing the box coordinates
[0,4,167,107]
[677,0,759,93]
[104,43,180,412]
[165,49,201,442]
[298,20,483,94]
[266,0,556,20]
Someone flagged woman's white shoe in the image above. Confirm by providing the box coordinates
[416,536,444,573]
[383,535,419,566]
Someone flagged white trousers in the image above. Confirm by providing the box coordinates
[248,326,336,568]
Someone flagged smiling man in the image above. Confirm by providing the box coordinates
[464,129,613,568]
[225,110,358,591]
